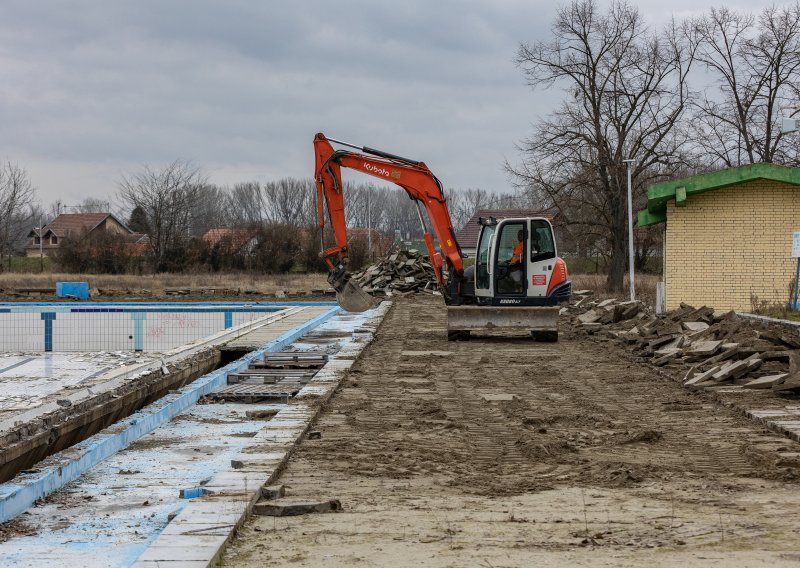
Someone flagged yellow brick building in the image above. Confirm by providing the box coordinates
[638,164,800,312]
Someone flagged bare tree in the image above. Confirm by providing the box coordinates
[447,188,490,231]
[690,4,800,167]
[509,0,695,291]
[225,182,267,225]
[118,160,205,271]
[75,197,111,213]
[343,183,391,230]
[262,178,316,226]
[189,184,228,236]
[0,161,37,270]
[380,188,424,239]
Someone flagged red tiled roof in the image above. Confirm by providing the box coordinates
[45,213,110,237]
[202,228,259,250]
[454,208,557,250]
[28,212,133,239]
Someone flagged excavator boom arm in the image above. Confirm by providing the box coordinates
[314,133,464,288]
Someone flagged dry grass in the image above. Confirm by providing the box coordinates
[571,272,660,306]
[0,272,330,294]
[0,268,661,305]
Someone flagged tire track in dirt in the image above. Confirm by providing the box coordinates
[295,297,799,497]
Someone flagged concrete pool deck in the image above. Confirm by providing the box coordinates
[0,352,160,423]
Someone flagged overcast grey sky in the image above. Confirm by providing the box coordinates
[0,0,777,206]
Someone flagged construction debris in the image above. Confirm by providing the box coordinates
[352,250,439,296]
[564,295,800,397]
[252,499,342,517]
[260,485,286,500]
[207,351,328,403]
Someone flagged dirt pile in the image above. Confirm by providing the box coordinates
[565,292,800,395]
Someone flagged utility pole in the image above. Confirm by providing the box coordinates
[367,190,372,261]
[623,158,636,302]
[38,217,43,272]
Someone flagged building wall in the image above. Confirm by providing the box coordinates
[665,180,800,311]
[102,217,129,235]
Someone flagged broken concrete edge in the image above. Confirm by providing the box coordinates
[130,301,392,568]
[641,349,800,445]
[0,305,340,524]
[746,410,800,444]
[0,305,304,437]
[738,312,800,330]
[252,498,341,517]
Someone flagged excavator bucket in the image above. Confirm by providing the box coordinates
[334,278,376,313]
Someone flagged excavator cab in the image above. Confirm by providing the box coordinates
[473,217,570,306]
[446,216,570,341]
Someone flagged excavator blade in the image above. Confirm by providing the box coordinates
[335,278,376,313]
[446,306,560,341]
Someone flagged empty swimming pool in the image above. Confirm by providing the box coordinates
[0,302,305,352]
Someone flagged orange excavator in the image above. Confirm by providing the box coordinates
[314,133,571,340]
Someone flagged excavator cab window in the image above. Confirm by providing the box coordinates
[530,219,555,263]
[495,222,526,295]
[475,224,495,290]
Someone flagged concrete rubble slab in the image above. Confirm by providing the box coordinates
[682,321,710,333]
[712,360,751,382]
[743,373,787,389]
[577,310,601,324]
[684,366,721,390]
[686,340,722,356]
[137,545,226,562]
[480,393,518,402]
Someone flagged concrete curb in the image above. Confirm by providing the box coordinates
[131,302,392,568]
[0,306,339,524]
[737,311,800,329]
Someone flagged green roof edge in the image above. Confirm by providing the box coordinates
[637,163,800,226]
[637,209,666,226]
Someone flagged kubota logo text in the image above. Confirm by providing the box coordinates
[364,163,390,177]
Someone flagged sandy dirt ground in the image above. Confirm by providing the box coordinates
[223,295,800,567]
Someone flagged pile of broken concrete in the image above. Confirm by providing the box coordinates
[352,250,440,296]
[565,290,800,394]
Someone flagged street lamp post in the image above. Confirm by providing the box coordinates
[623,158,636,302]
[35,218,43,272]
[367,190,372,261]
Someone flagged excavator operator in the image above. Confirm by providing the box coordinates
[510,230,524,264]
[510,229,524,292]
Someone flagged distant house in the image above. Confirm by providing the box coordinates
[455,208,558,258]
[201,228,260,256]
[26,213,148,257]
[123,232,151,257]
